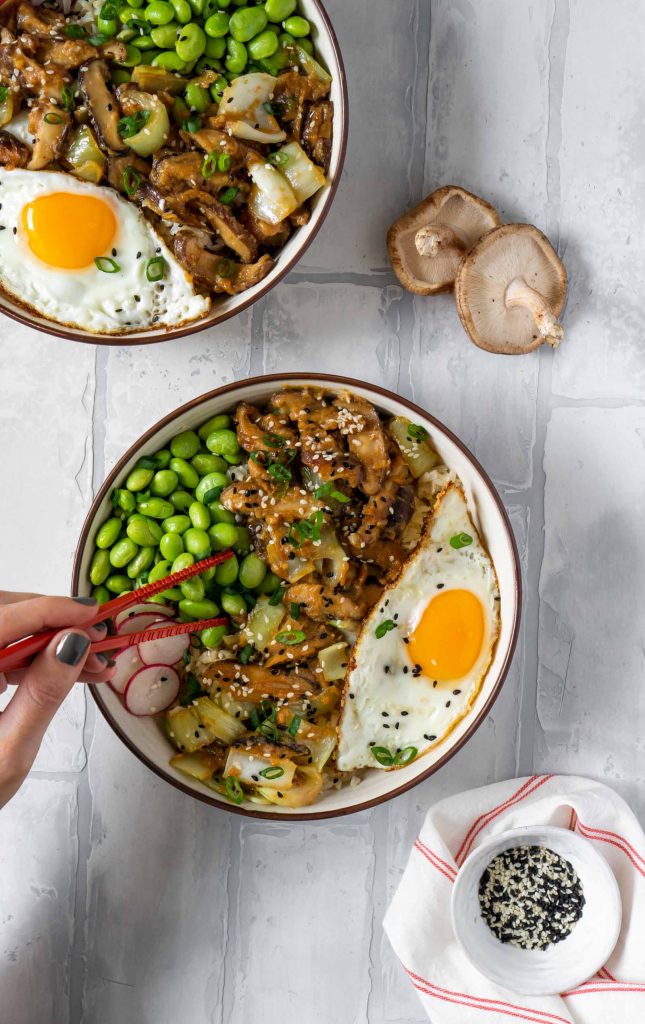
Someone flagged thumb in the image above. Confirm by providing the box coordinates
[0,630,91,774]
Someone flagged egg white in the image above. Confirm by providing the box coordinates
[0,168,210,333]
[337,484,500,771]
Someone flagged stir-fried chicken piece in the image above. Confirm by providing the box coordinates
[36,38,98,69]
[106,152,150,194]
[234,402,298,453]
[0,43,68,100]
[286,582,368,623]
[27,102,70,169]
[349,448,411,550]
[204,660,318,704]
[241,207,291,248]
[360,539,407,581]
[333,391,390,495]
[265,615,340,667]
[16,2,64,36]
[150,151,235,195]
[302,99,333,171]
[272,71,330,139]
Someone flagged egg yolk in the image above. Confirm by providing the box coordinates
[408,588,485,682]
[21,192,117,269]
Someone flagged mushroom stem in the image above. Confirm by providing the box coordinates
[504,276,564,349]
[414,224,466,258]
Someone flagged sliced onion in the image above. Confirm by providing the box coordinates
[218,73,286,144]
[114,602,173,630]
[124,664,180,716]
[138,630,189,667]
[110,646,144,695]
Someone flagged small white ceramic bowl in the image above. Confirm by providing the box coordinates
[451,825,622,996]
[73,374,521,819]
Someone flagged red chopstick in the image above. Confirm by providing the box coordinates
[0,551,233,673]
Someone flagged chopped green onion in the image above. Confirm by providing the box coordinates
[43,112,64,125]
[122,165,142,196]
[60,85,75,112]
[101,1,118,18]
[290,602,300,620]
[267,462,291,483]
[394,746,418,766]
[146,257,166,282]
[202,486,223,504]
[136,456,157,470]
[218,186,239,205]
[263,432,286,448]
[288,714,301,736]
[371,746,394,766]
[313,481,350,504]
[224,775,244,805]
[201,150,218,178]
[178,672,204,706]
[268,150,289,167]
[249,707,260,729]
[259,765,284,779]
[88,33,110,45]
[182,116,202,133]
[64,23,86,39]
[240,643,253,664]
[94,256,121,273]
[258,720,279,740]
[407,423,429,443]
[275,629,306,645]
[375,619,396,639]
[118,110,150,139]
[268,585,286,607]
[288,509,324,547]
[0,86,8,103]
[216,258,234,279]
[182,649,191,666]
[449,532,473,550]
[260,700,276,722]
[217,152,232,172]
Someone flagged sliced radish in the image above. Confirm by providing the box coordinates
[124,664,180,716]
[114,602,174,630]
[138,630,190,667]
[117,612,170,636]
[110,647,145,695]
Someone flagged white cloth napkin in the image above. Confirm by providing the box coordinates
[384,775,645,1023]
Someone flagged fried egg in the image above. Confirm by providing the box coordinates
[337,483,500,771]
[0,169,210,333]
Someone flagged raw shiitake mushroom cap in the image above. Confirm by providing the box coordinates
[387,185,500,295]
[454,223,567,354]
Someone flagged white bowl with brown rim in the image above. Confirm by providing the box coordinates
[72,373,521,819]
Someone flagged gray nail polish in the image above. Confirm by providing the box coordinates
[73,596,97,606]
[94,621,108,635]
[56,633,90,666]
[97,652,115,666]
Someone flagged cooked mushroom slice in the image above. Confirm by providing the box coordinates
[387,185,500,295]
[78,60,127,153]
[98,40,128,64]
[0,129,29,168]
[241,207,291,248]
[151,152,232,194]
[301,99,333,171]
[454,223,567,354]
[183,188,257,263]
[106,152,149,194]
[27,104,70,170]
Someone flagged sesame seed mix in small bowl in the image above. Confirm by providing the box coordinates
[451,825,622,996]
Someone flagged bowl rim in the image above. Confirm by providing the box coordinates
[0,0,348,347]
[72,372,522,820]
[450,824,623,995]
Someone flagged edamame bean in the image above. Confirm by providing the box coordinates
[204,35,226,57]
[98,14,118,34]
[229,4,267,40]
[126,516,163,546]
[195,471,228,503]
[183,527,211,558]
[169,489,194,511]
[208,521,238,550]
[265,0,295,21]
[119,5,137,22]
[221,591,247,616]
[111,68,132,84]
[151,468,179,497]
[176,21,206,60]
[283,14,309,35]
[209,75,228,101]
[96,517,122,549]
[201,625,227,648]
[137,34,157,49]
[151,49,190,69]
[137,497,174,519]
[127,546,155,579]
[179,597,219,619]
[187,0,205,13]
[170,429,200,459]
[105,574,132,594]
[201,565,218,583]
[234,526,251,554]
[180,577,205,601]
[223,449,244,466]
[162,514,191,534]
[239,552,267,589]
[109,537,140,568]
[150,22,179,46]
[169,0,192,20]
[191,452,227,475]
[197,413,231,439]
[185,82,211,111]
[148,559,172,583]
[225,36,247,72]
[204,9,229,34]
[119,42,143,66]
[89,549,111,586]
[160,532,184,560]
[126,0,145,8]
[169,456,199,489]
[145,0,175,22]
[214,551,238,584]
[216,0,231,6]
[205,428,240,458]
[299,37,312,54]
[126,465,154,491]
[207,500,235,524]
[92,585,111,605]
[256,569,281,594]
[171,552,195,574]
[248,28,278,59]
[154,448,172,468]
[189,500,211,529]
[158,586,183,601]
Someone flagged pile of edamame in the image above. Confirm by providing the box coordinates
[101,0,316,91]
[88,412,282,649]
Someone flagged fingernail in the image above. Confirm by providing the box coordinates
[97,652,116,666]
[94,622,108,635]
[73,596,98,606]
[56,634,91,666]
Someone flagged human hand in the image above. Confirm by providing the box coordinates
[0,592,115,808]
